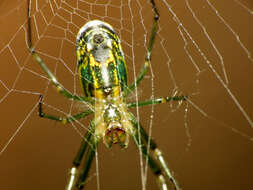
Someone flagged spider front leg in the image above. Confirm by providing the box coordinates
[65,129,93,190]
[65,121,100,190]
[130,114,181,190]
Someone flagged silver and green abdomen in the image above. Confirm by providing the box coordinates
[76,20,128,99]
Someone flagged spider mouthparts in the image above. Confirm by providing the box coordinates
[104,123,128,148]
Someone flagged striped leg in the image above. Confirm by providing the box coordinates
[38,95,93,124]
[65,121,100,190]
[29,49,93,103]
[65,129,93,190]
[27,1,93,104]
[130,114,181,190]
[124,0,159,97]
[127,96,187,108]
[132,132,168,190]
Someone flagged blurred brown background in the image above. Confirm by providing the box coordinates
[0,0,253,190]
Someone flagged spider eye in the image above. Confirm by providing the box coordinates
[93,33,104,44]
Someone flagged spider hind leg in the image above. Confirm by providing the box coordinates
[130,114,181,190]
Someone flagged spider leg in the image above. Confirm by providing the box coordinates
[39,93,96,188]
[65,130,92,190]
[75,140,98,190]
[130,114,181,190]
[76,124,100,189]
[65,122,98,190]
[38,95,93,124]
[29,48,93,103]
[124,0,159,97]
[26,1,93,104]
[132,132,168,190]
[127,96,187,108]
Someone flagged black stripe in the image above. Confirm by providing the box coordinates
[77,23,116,43]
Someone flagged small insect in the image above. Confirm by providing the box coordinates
[27,0,186,189]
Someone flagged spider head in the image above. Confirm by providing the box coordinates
[103,103,129,148]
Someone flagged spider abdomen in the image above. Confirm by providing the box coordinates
[76,20,128,99]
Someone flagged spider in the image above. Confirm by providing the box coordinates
[27,0,186,189]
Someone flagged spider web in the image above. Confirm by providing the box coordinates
[0,0,253,190]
